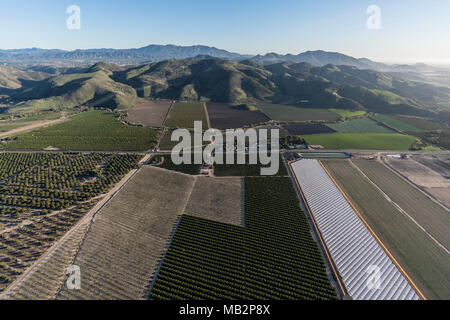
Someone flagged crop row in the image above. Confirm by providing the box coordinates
[0,153,141,224]
[150,177,337,300]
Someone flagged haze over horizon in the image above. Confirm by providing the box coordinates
[0,0,449,65]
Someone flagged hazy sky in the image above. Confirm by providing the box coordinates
[0,0,449,64]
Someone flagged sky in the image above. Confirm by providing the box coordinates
[0,0,449,64]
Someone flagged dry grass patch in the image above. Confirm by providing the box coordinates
[126,99,172,128]
[184,177,243,226]
[384,157,450,209]
[57,166,196,300]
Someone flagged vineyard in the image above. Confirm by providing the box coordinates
[214,155,287,177]
[0,152,141,292]
[150,177,337,300]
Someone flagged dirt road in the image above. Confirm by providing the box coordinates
[0,118,65,139]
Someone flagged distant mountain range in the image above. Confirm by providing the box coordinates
[0,45,248,65]
[0,44,432,73]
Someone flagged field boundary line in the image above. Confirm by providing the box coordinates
[348,160,449,255]
[319,160,428,300]
[144,214,183,299]
[0,117,67,139]
[287,161,347,298]
[161,100,175,128]
[0,201,95,299]
[145,170,196,299]
[203,102,211,129]
[53,166,142,299]
[381,158,450,212]
[241,177,245,228]
[180,175,198,215]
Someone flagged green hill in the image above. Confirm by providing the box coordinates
[1,58,449,121]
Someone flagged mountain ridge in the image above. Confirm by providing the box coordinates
[1,57,449,120]
[0,45,422,72]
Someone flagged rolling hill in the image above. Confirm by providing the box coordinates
[1,57,449,120]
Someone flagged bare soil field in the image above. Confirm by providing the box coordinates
[283,123,337,135]
[384,156,450,209]
[57,166,196,300]
[411,154,450,177]
[323,160,450,300]
[184,177,243,226]
[206,102,270,130]
[126,99,172,128]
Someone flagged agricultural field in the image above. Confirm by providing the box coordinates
[184,177,243,226]
[158,128,208,151]
[328,109,367,118]
[372,114,421,132]
[206,102,269,130]
[257,104,340,122]
[283,123,336,135]
[412,154,450,176]
[2,110,160,151]
[384,156,450,209]
[304,133,417,150]
[150,177,337,300]
[126,99,172,127]
[0,153,141,293]
[392,116,447,131]
[164,102,208,129]
[354,160,450,248]
[58,166,196,300]
[214,154,287,177]
[299,152,350,159]
[323,160,450,300]
[412,129,450,150]
[151,155,201,175]
[1,214,92,299]
[326,118,394,133]
[0,121,40,133]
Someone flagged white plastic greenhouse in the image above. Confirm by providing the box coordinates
[291,159,420,300]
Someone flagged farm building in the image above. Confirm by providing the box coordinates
[291,159,420,300]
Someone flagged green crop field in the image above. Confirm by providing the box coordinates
[328,109,366,118]
[372,114,421,132]
[304,133,416,150]
[323,160,450,300]
[150,177,337,300]
[354,160,450,249]
[1,110,160,151]
[326,118,394,133]
[257,104,340,122]
[164,102,208,129]
[392,116,447,131]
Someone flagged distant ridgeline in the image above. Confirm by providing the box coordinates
[0,53,448,123]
